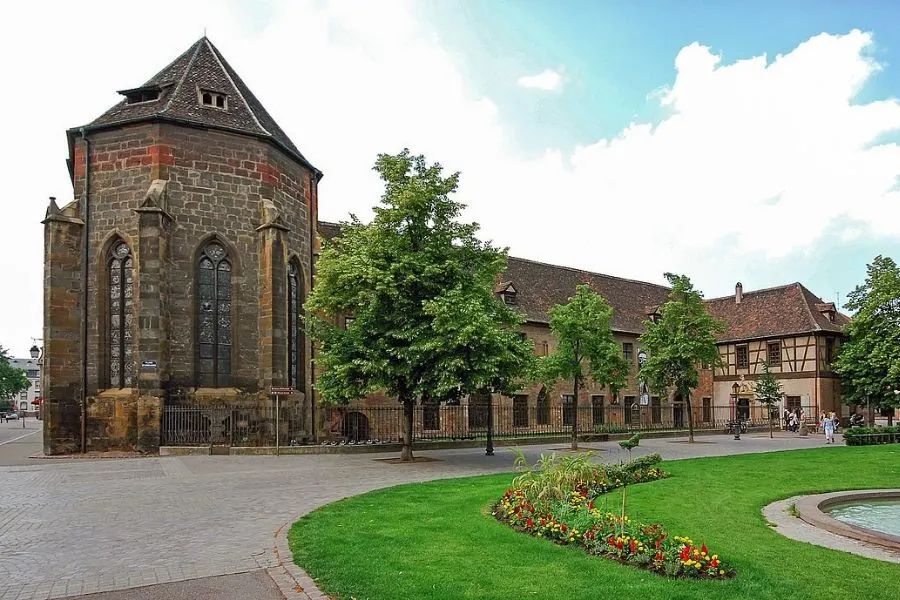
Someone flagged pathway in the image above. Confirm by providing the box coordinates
[0,431,831,599]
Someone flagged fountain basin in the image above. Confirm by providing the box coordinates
[796,490,900,551]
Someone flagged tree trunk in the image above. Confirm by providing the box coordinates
[685,389,694,443]
[400,395,415,462]
[571,376,579,451]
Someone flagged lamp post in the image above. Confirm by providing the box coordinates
[731,382,741,440]
[485,394,494,456]
[30,340,44,421]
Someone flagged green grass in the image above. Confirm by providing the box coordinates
[289,446,900,600]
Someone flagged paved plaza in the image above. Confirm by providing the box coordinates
[0,422,838,600]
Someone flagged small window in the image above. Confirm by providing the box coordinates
[124,87,160,104]
[502,291,517,305]
[423,399,440,431]
[767,342,781,366]
[623,342,634,363]
[199,89,228,110]
[536,387,550,426]
[26,370,38,378]
[541,341,549,356]
[624,396,636,425]
[591,395,604,425]
[736,345,749,369]
[562,394,575,427]
[513,395,529,428]
[824,338,835,367]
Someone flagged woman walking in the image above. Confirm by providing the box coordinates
[823,412,835,444]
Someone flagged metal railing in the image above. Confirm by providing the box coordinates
[162,404,308,447]
[320,403,790,444]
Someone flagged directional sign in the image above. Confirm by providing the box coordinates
[141,360,157,369]
[639,394,650,406]
[271,387,294,396]
[637,349,648,368]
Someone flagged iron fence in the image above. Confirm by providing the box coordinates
[162,404,309,446]
[321,402,800,444]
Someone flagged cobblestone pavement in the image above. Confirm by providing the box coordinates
[0,432,832,599]
[55,572,285,600]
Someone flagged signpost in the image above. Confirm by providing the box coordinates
[270,387,293,455]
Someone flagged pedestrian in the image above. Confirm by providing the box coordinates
[824,412,835,444]
[783,409,790,431]
[789,411,797,433]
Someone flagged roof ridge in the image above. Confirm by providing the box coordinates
[161,38,204,115]
[505,255,670,290]
[203,38,270,136]
[705,281,800,302]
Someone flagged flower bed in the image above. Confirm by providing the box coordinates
[494,453,734,579]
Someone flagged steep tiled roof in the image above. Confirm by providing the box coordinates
[76,37,320,175]
[316,222,850,340]
[705,283,850,342]
[316,221,670,334]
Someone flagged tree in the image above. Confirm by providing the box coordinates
[0,345,30,406]
[639,274,725,442]
[541,284,628,451]
[834,255,900,426]
[305,150,535,461]
[755,360,784,438]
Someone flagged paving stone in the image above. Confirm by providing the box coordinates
[0,432,832,599]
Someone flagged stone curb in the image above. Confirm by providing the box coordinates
[762,495,900,564]
[267,520,332,600]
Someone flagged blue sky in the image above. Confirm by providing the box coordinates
[1,0,899,355]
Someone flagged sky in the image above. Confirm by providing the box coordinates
[1,0,899,357]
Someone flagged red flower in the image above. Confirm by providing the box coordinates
[680,545,691,561]
[701,544,708,555]
[526,518,534,528]
[655,552,664,561]
[655,540,661,549]
[710,558,719,568]
[629,539,637,553]
[616,540,624,550]
[561,524,568,533]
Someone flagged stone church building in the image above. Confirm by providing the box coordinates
[42,38,320,454]
[42,38,850,455]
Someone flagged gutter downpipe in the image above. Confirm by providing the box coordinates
[80,128,90,454]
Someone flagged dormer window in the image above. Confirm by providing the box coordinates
[120,85,161,105]
[495,282,517,305]
[816,302,837,323]
[199,89,227,110]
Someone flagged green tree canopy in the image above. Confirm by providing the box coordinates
[541,284,628,450]
[639,273,725,442]
[0,345,31,405]
[755,360,784,438]
[305,149,535,460]
[834,255,900,424]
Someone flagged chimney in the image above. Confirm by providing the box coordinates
[735,282,743,304]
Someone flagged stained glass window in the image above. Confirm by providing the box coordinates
[108,241,134,388]
[197,242,231,387]
[287,262,303,390]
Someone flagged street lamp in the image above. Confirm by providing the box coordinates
[731,382,741,440]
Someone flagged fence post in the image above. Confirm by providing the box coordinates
[485,399,494,456]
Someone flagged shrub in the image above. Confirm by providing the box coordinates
[844,426,900,446]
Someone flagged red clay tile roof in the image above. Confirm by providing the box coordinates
[317,222,850,340]
[317,221,670,334]
[705,283,850,342]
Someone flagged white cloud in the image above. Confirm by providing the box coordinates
[517,68,564,90]
[1,2,899,357]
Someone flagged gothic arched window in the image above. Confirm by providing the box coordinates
[107,241,134,388]
[197,241,232,387]
[287,262,304,390]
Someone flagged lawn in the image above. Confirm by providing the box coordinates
[289,446,900,600]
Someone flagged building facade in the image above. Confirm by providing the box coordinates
[42,38,321,454]
[4,358,41,416]
[706,282,849,423]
